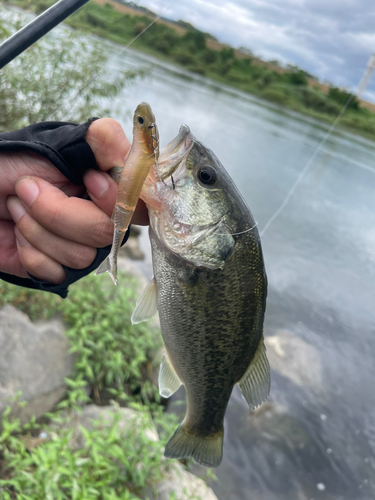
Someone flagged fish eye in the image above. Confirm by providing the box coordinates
[197,165,217,186]
[137,116,144,125]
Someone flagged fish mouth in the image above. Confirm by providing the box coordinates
[170,212,228,246]
[157,125,194,181]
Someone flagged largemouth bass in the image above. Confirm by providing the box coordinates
[132,125,270,468]
[96,102,159,285]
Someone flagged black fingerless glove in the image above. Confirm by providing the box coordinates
[0,119,129,298]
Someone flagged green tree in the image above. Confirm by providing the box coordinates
[220,46,235,63]
[328,87,359,110]
[0,14,144,131]
[287,69,308,86]
[201,48,218,65]
[182,28,206,51]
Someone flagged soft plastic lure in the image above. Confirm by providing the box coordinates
[95,102,159,285]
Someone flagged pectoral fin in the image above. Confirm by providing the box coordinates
[131,277,158,324]
[237,335,270,409]
[159,351,182,398]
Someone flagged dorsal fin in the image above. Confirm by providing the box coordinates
[131,277,158,324]
[237,335,270,409]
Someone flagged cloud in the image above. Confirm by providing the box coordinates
[138,0,375,101]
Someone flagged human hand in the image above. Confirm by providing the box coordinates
[2,118,148,284]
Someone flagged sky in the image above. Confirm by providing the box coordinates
[135,0,375,103]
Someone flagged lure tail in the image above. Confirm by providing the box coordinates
[94,227,126,285]
[164,423,223,468]
[95,250,118,285]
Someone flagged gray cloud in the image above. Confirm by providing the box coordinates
[139,0,375,102]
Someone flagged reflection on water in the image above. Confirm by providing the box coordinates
[104,46,375,500]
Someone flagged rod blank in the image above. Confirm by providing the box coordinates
[0,0,90,70]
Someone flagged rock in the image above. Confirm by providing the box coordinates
[119,235,145,260]
[0,304,74,423]
[265,330,323,388]
[53,405,159,450]
[117,256,148,292]
[150,462,219,500]
[250,402,310,449]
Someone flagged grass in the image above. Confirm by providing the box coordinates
[0,272,185,499]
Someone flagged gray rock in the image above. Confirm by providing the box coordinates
[117,255,149,292]
[151,462,219,500]
[265,330,323,388]
[119,235,145,260]
[251,402,310,449]
[52,405,159,450]
[0,304,74,423]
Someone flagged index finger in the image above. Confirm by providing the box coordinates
[15,176,114,248]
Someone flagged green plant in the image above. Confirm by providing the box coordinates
[0,273,183,499]
[60,272,162,408]
[173,50,196,66]
[295,87,342,115]
[200,48,217,65]
[328,86,359,110]
[286,69,308,86]
[0,401,170,499]
[261,87,290,105]
[0,11,144,131]
[182,29,206,52]
[0,271,162,409]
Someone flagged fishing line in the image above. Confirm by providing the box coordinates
[310,146,375,176]
[46,0,175,120]
[217,221,258,237]
[260,54,375,238]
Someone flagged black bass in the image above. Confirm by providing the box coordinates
[132,125,269,468]
[96,102,159,285]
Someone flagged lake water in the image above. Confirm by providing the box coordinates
[100,47,375,500]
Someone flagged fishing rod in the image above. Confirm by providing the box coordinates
[0,0,90,70]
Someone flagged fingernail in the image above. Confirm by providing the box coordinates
[85,170,109,199]
[7,196,27,223]
[15,177,40,208]
[15,227,30,247]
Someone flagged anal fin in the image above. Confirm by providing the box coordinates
[237,334,270,409]
[131,277,158,324]
[159,351,182,398]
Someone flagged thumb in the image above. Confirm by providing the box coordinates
[84,117,129,217]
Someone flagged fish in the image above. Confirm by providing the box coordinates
[131,125,270,468]
[95,102,159,285]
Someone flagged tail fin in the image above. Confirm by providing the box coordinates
[94,255,118,285]
[164,423,223,468]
